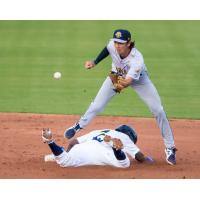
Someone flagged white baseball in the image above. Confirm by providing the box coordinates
[53,72,61,79]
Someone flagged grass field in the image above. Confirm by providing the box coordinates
[0,21,199,119]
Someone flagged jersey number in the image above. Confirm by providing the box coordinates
[92,130,110,143]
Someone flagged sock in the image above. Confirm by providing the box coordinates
[112,148,126,160]
[48,142,64,156]
[75,123,82,131]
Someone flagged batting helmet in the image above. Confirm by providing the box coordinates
[115,125,138,144]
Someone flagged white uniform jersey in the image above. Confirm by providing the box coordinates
[77,129,140,158]
[54,129,140,168]
[107,40,147,80]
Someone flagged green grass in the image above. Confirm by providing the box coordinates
[0,21,199,119]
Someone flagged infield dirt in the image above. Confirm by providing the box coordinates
[0,113,199,179]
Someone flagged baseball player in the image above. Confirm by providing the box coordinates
[42,125,154,168]
[64,29,177,165]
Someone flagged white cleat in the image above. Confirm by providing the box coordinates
[44,154,56,162]
[165,147,177,165]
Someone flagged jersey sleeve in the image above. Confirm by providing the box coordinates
[126,60,143,80]
[106,40,115,55]
[94,47,109,65]
[126,51,145,80]
[123,138,140,159]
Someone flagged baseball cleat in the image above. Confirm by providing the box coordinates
[165,147,177,165]
[44,153,56,162]
[64,123,81,139]
[42,128,53,143]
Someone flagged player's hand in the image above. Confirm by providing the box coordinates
[104,135,112,142]
[85,60,95,69]
[112,138,123,150]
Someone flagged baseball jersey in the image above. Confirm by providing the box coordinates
[107,40,147,80]
[55,129,140,168]
[77,129,140,159]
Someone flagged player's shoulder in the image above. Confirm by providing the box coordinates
[129,47,144,64]
[88,130,104,135]
[109,130,132,140]
[130,47,143,57]
[107,39,115,51]
[88,129,113,136]
[107,39,114,45]
[77,129,105,143]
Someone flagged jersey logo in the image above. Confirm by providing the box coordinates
[92,130,110,143]
[92,133,105,142]
[116,67,128,76]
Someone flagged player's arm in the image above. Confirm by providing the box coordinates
[85,47,109,69]
[113,76,133,93]
[66,139,79,152]
[118,76,133,87]
[114,63,143,93]
[125,141,154,163]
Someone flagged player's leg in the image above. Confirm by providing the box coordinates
[64,77,117,139]
[79,77,117,126]
[131,81,177,165]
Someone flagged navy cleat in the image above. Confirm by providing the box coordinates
[165,147,177,165]
[64,123,82,139]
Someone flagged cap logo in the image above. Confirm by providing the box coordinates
[115,31,122,38]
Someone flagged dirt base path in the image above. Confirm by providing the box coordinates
[0,113,199,179]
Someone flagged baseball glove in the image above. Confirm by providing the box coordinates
[109,72,126,93]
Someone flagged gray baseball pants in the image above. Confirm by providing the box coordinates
[78,71,175,148]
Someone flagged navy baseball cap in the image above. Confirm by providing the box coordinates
[113,29,131,43]
[115,124,138,144]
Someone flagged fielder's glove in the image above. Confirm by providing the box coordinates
[109,72,126,93]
